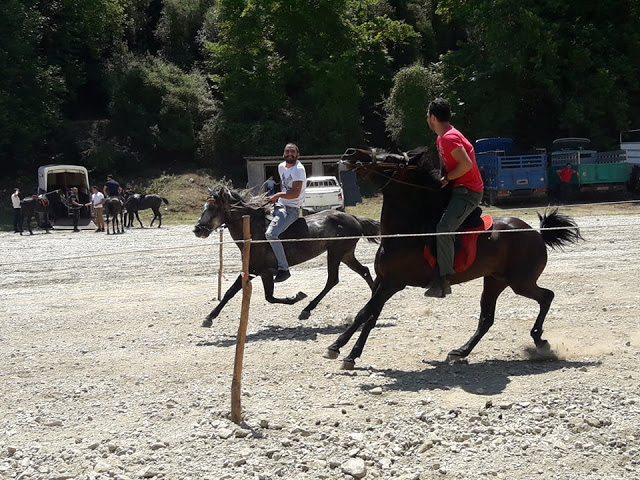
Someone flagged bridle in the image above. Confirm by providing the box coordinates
[342,150,442,192]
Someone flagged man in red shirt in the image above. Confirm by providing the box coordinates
[556,162,578,204]
[424,98,484,298]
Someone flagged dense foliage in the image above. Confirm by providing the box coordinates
[2,0,639,179]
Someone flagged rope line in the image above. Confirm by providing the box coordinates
[1,221,638,268]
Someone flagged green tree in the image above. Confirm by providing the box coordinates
[0,0,65,170]
[203,0,416,165]
[108,54,218,166]
[436,0,640,150]
[384,63,443,149]
[155,0,216,68]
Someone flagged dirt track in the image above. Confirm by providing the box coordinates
[1,206,639,479]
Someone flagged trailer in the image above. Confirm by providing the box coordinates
[37,164,95,229]
[621,129,640,193]
[475,137,547,205]
[548,138,631,196]
[620,129,640,165]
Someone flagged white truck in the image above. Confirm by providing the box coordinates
[37,164,94,229]
[301,175,345,215]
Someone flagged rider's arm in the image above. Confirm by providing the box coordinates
[269,181,303,202]
[444,146,473,181]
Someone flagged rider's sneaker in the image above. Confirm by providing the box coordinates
[424,276,451,298]
[274,269,291,283]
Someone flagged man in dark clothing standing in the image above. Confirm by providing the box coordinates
[104,175,121,198]
[68,187,83,232]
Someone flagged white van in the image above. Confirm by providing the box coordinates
[37,164,94,229]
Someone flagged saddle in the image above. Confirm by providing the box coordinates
[423,207,493,273]
[32,195,49,208]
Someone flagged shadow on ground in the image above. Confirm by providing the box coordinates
[195,321,396,348]
[350,358,601,395]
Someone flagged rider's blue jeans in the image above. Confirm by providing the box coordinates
[266,204,300,271]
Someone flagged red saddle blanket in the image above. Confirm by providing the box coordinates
[424,215,493,273]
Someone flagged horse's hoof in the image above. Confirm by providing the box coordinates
[536,340,550,353]
[295,292,308,301]
[446,352,468,365]
[341,358,355,370]
[323,349,339,360]
[201,319,212,328]
[298,310,310,320]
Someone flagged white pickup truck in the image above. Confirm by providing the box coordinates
[301,176,344,214]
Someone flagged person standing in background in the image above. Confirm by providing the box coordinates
[556,162,578,204]
[11,188,22,233]
[87,185,105,232]
[104,174,121,198]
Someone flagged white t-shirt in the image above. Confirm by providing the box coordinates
[91,192,105,208]
[278,160,306,207]
[11,192,21,209]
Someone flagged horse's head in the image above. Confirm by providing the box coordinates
[193,186,234,238]
[341,146,441,191]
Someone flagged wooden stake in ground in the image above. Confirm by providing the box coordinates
[231,215,252,424]
[218,229,224,301]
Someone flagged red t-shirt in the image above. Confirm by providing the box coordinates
[437,126,484,193]
[558,168,577,183]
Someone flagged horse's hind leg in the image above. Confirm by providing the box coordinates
[511,281,554,351]
[298,250,342,320]
[447,276,507,363]
[150,208,160,228]
[341,249,374,289]
[262,273,308,305]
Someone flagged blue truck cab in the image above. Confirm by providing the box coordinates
[475,137,547,205]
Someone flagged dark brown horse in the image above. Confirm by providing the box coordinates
[193,186,380,325]
[19,190,65,235]
[325,147,583,369]
[123,193,169,228]
[104,197,124,234]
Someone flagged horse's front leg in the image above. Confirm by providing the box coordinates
[325,281,402,369]
[135,211,144,228]
[203,274,243,327]
[261,273,307,305]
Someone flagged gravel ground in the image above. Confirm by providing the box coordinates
[1,207,639,480]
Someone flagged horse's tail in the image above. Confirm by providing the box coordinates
[161,196,169,205]
[353,215,381,243]
[538,208,583,250]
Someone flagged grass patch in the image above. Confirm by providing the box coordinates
[345,195,383,220]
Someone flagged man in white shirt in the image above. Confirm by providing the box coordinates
[266,143,307,282]
[11,188,22,233]
[87,185,105,232]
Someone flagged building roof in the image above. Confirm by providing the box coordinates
[245,155,341,162]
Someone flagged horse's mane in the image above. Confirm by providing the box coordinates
[211,185,271,214]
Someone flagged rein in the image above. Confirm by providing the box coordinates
[346,156,442,192]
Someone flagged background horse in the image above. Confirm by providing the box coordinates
[325,147,583,369]
[193,186,380,325]
[124,193,169,228]
[104,197,124,234]
[19,190,64,235]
